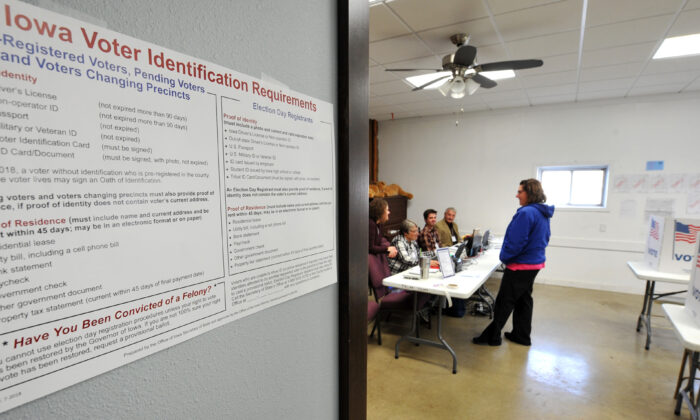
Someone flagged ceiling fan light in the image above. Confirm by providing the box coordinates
[437,79,452,96]
[466,78,480,95]
[450,78,466,94]
[450,90,465,99]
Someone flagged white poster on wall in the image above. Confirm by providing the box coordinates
[613,174,631,193]
[644,198,674,222]
[630,174,648,193]
[669,174,686,193]
[648,174,667,193]
[689,174,700,192]
[0,0,336,412]
[644,215,664,269]
[689,193,700,216]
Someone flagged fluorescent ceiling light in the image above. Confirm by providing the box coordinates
[405,71,451,89]
[654,33,700,59]
[479,69,515,80]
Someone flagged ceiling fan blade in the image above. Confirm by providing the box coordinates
[385,68,443,72]
[471,74,497,89]
[479,59,543,72]
[453,45,477,67]
[412,74,451,91]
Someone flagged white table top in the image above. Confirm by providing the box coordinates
[663,304,700,351]
[627,261,690,284]
[383,247,502,300]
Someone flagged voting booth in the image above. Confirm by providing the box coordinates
[644,216,700,275]
[684,238,700,323]
[666,236,700,416]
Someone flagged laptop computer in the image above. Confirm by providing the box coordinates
[436,247,455,278]
[453,239,469,260]
[470,232,483,257]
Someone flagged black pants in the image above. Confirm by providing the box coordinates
[477,268,539,345]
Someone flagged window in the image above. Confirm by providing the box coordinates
[538,165,609,208]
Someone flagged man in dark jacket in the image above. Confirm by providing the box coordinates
[473,179,554,346]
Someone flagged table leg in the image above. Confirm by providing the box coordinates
[435,296,458,374]
[414,293,420,342]
[675,349,690,400]
[644,281,656,350]
[395,292,419,357]
[676,350,700,419]
[394,296,459,374]
[637,280,651,332]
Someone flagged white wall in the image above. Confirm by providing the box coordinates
[378,91,700,294]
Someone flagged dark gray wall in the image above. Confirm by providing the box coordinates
[3,1,338,418]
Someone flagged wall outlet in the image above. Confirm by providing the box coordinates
[599,224,607,233]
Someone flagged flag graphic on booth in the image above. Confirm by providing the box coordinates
[650,219,660,240]
[673,221,700,262]
[676,222,700,244]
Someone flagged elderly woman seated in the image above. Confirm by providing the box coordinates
[368,206,433,339]
[388,219,420,275]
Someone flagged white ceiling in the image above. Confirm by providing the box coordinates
[369,0,700,121]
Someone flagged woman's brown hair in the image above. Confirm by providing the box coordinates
[369,198,388,222]
[520,178,547,204]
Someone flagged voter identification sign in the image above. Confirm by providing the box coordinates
[0,0,336,412]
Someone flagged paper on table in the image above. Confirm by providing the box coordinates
[408,266,439,275]
[456,271,482,278]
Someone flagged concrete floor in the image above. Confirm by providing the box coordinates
[368,278,689,420]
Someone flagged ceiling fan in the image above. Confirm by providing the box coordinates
[385,33,544,98]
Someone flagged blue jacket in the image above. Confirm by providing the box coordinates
[499,203,554,265]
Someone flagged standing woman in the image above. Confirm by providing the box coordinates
[369,198,398,281]
[473,179,554,346]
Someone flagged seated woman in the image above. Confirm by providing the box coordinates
[386,219,433,317]
[388,220,420,275]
